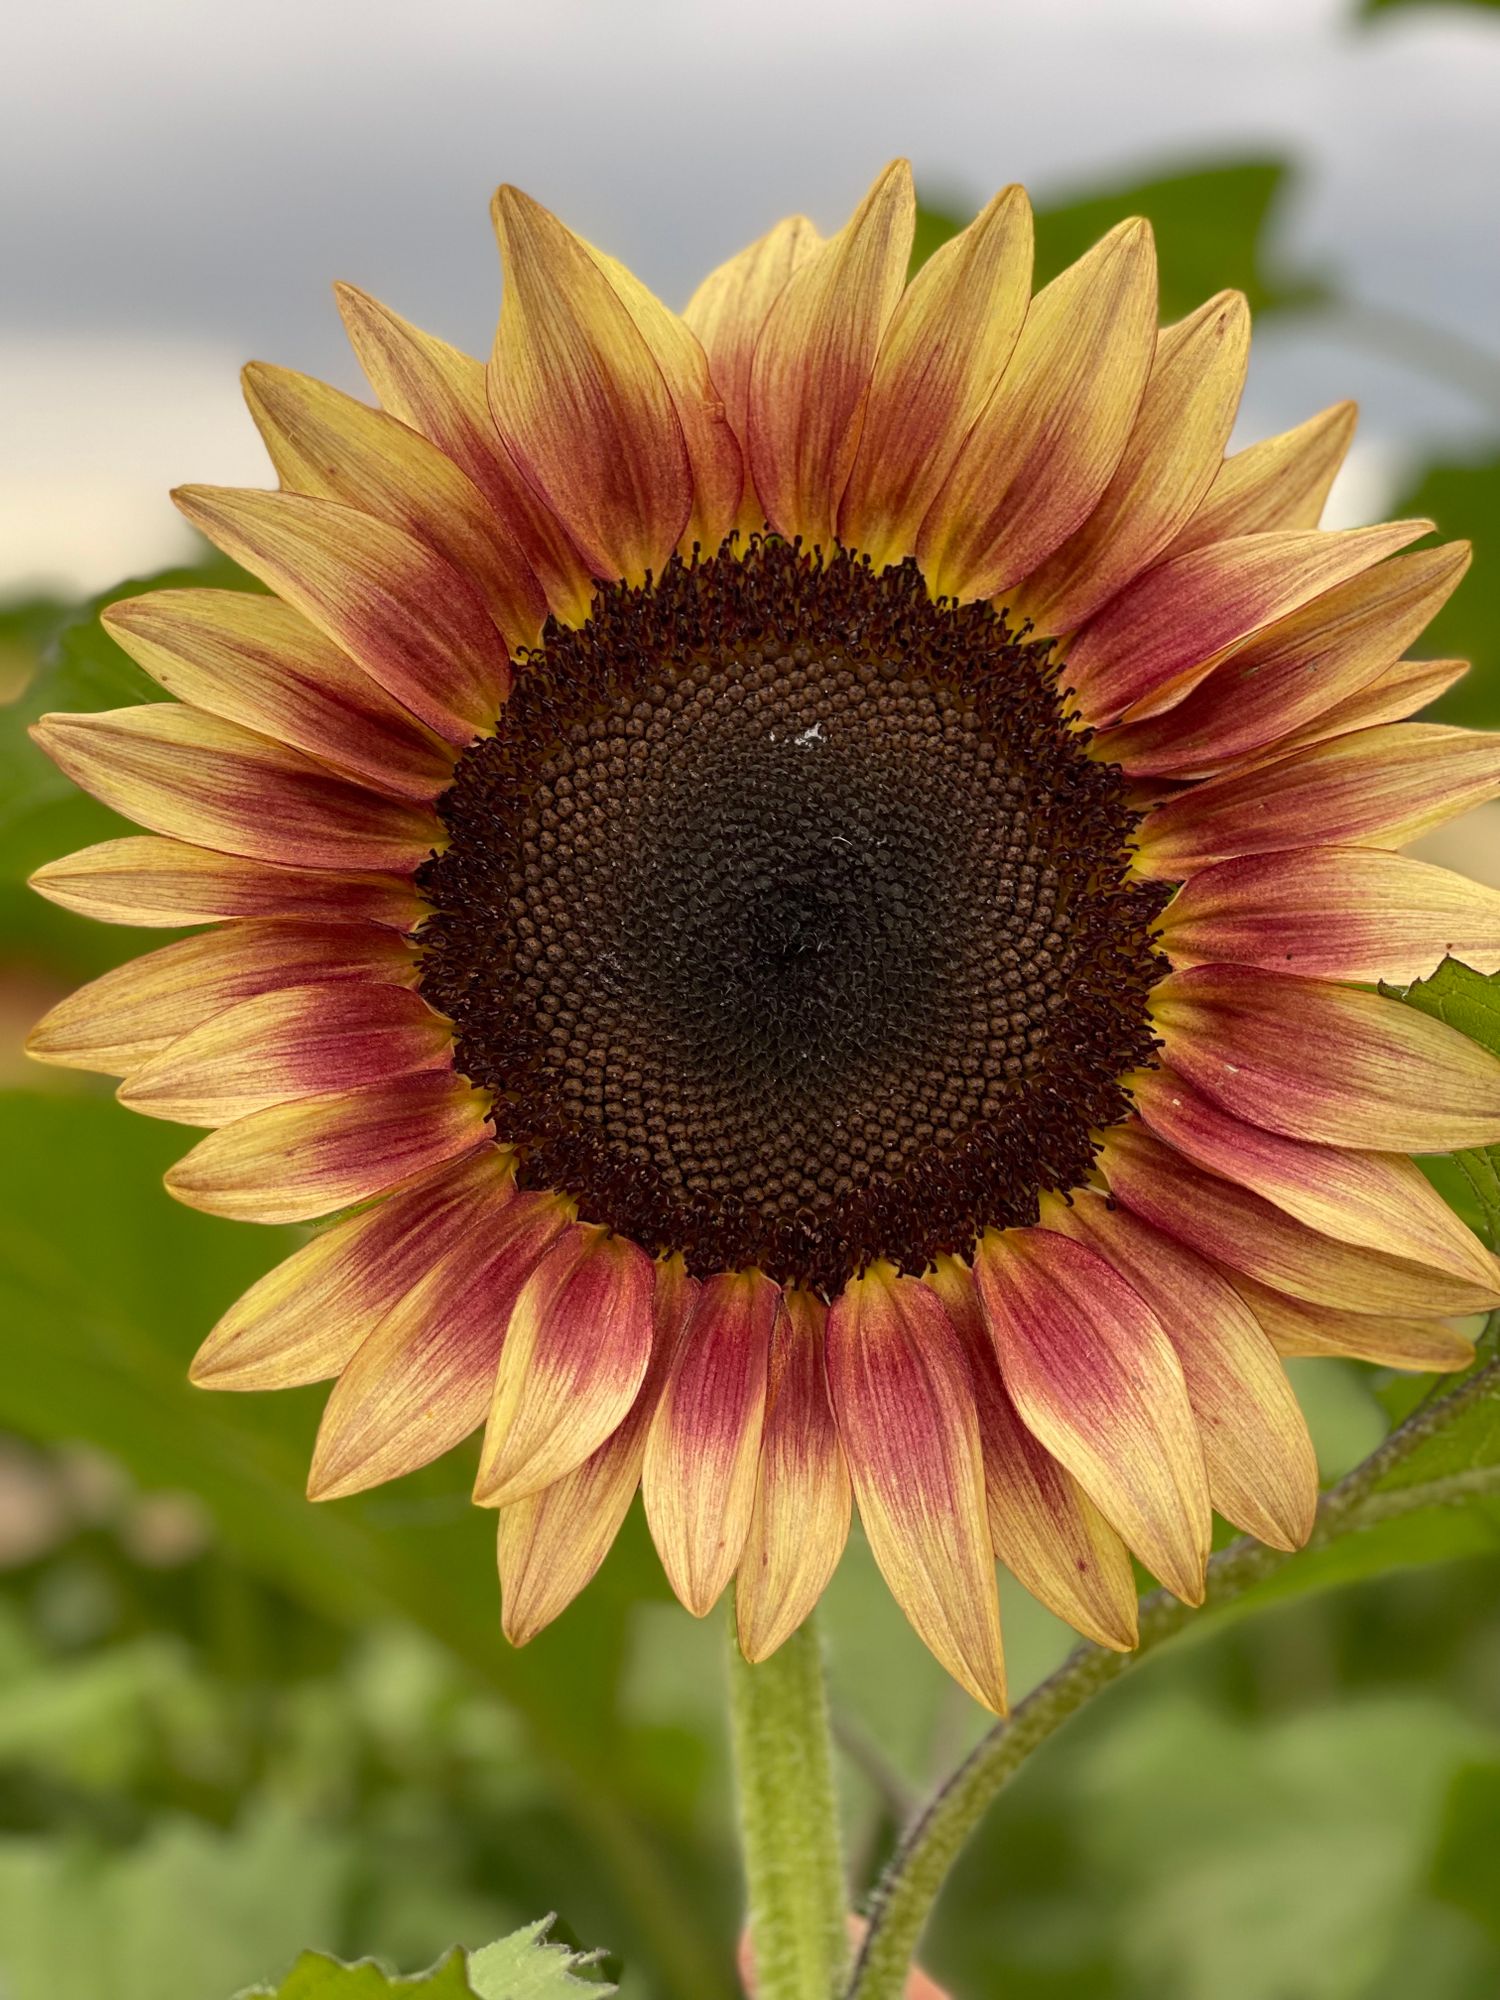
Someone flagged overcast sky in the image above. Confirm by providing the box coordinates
[4,0,1498,593]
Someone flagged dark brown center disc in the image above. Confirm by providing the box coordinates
[418,539,1165,1294]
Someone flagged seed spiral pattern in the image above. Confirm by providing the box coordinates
[419,540,1167,1293]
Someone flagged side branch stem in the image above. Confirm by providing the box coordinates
[844,1359,1500,2000]
[727,1607,850,2000]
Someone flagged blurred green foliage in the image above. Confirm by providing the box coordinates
[1392,456,1500,729]
[5,119,1500,2000]
[912,159,1322,318]
[1399,961,1500,1244]
[1361,0,1500,16]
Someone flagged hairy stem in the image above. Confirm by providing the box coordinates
[728,1607,850,2000]
[845,1360,1500,2000]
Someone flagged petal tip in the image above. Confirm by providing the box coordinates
[170,484,218,528]
[873,156,914,191]
[677,1581,723,1620]
[734,1616,778,1668]
[490,181,546,241]
[186,1337,243,1390]
[1096,1620,1139,1656]
[972,1665,1010,1717]
[1169,1562,1208,1609]
[21,1017,66,1066]
[160,1160,212,1214]
[499,1604,543,1648]
[304,1459,339,1502]
[97,598,134,638]
[1109,214,1154,255]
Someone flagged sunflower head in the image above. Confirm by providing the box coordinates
[28,161,1500,1712]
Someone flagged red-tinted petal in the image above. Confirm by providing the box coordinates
[642,1268,779,1617]
[736,1290,852,1663]
[307,1186,571,1498]
[475,1221,656,1505]
[1153,962,1500,1152]
[1159,847,1500,984]
[826,1264,1006,1713]
[26,919,417,1078]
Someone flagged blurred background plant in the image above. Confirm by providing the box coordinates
[3,0,1500,1995]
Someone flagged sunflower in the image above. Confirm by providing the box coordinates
[28,161,1500,1714]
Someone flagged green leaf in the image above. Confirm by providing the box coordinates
[0,1809,352,2000]
[1431,1762,1500,1941]
[467,1916,615,1996]
[1075,1697,1492,2000]
[1385,454,1500,729]
[241,1950,476,1997]
[1393,958,1500,1246]
[914,157,1322,320]
[238,1921,613,2000]
[1360,0,1500,16]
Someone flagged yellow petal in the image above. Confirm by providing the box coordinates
[683,215,823,534]
[826,1263,1007,1713]
[1014,289,1250,633]
[974,1226,1212,1605]
[1159,846,1500,985]
[1047,1194,1318,1552]
[335,281,594,624]
[1070,519,1432,726]
[242,362,546,649]
[307,1187,570,1499]
[102,589,454,802]
[28,837,423,931]
[31,706,442,872]
[25,919,416,1078]
[1170,401,1357,554]
[498,1256,697,1645]
[838,185,1033,568]
[1153,961,1500,1152]
[735,1290,852,1664]
[488,185,691,585]
[928,1254,1137,1650]
[189,1148,514,1390]
[1227,1274,1477,1372]
[118,980,451,1127]
[173,485,509,744]
[1130,1064,1500,1290]
[1098,1120,1500,1318]
[918,218,1158,604]
[583,247,743,553]
[474,1222,656,1505]
[747,161,915,546]
[642,1269,778,1617]
[1099,541,1472,778]
[164,1072,489,1224]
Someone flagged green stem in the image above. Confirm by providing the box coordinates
[727,1606,849,2000]
[845,1360,1500,2000]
